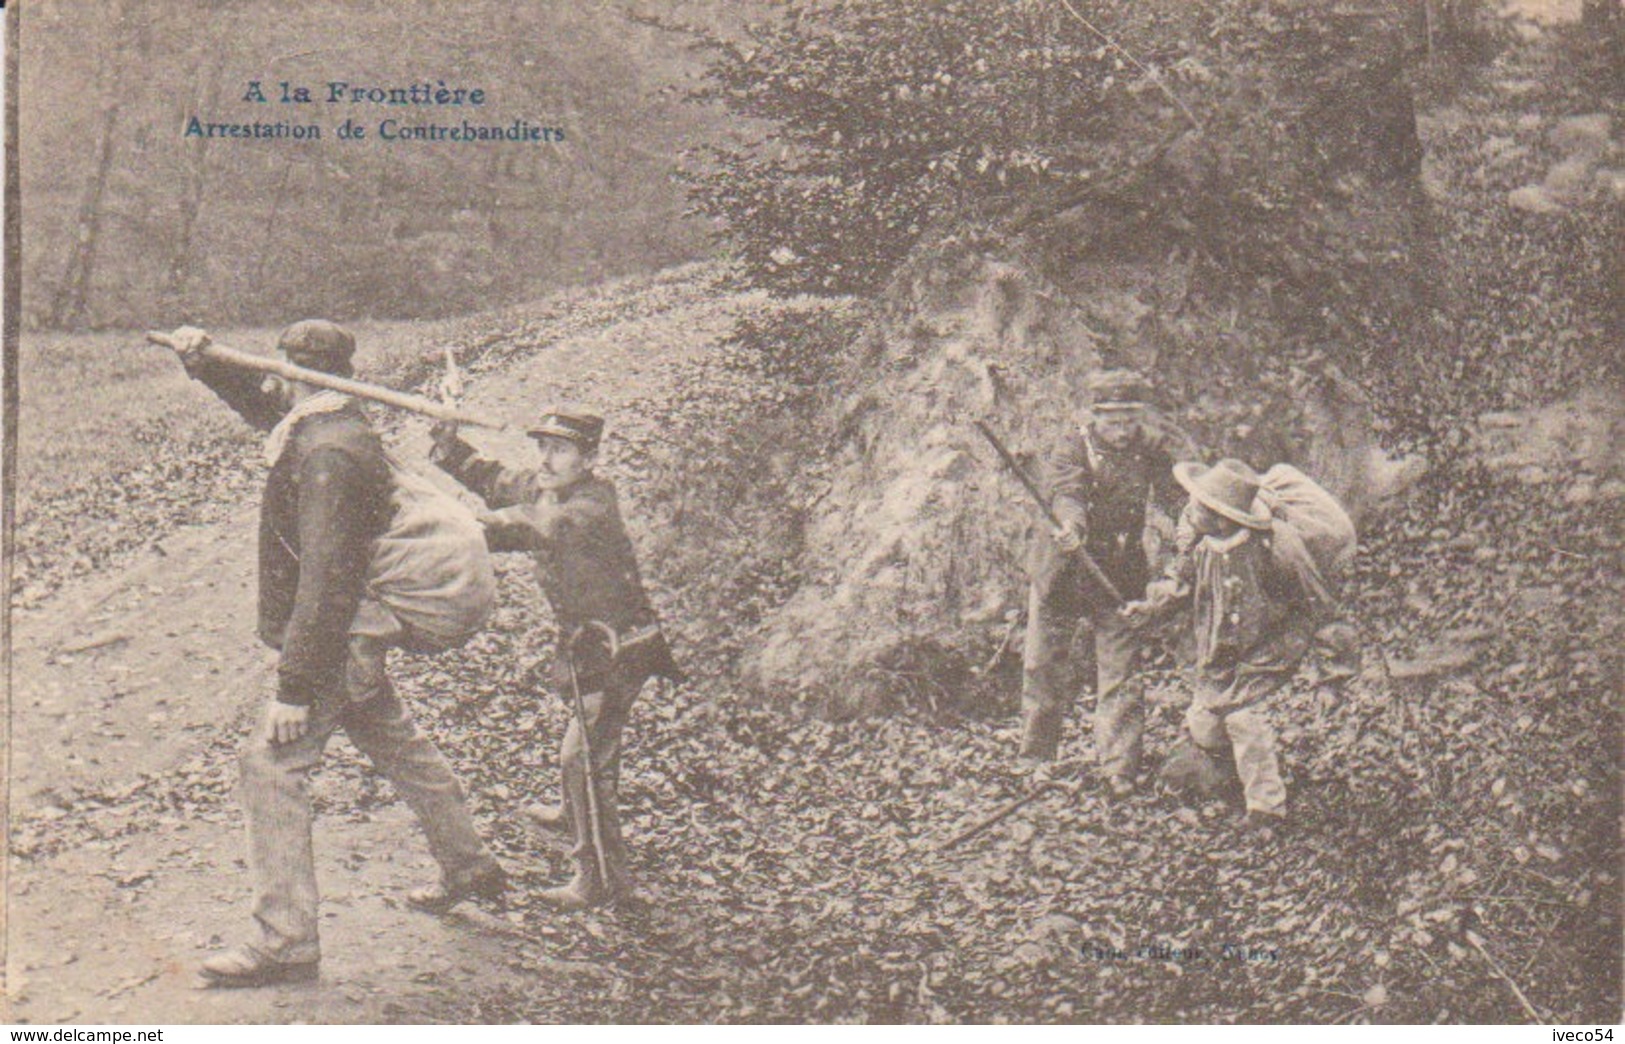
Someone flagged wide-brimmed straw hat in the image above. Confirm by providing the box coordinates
[1173,458,1273,530]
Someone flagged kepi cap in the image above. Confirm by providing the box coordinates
[527,408,604,451]
[1086,368,1152,412]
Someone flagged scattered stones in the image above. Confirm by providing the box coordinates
[1470,388,1625,479]
[1543,157,1601,205]
[1597,169,1625,203]
[1563,480,1597,505]
[1507,184,1564,213]
[1549,114,1613,159]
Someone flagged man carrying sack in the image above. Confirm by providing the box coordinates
[1020,369,1197,797]
[162,323,505,988]
[430,408,681,910]
[1124,458,1329,837]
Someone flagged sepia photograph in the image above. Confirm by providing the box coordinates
[1,0,1620,1027]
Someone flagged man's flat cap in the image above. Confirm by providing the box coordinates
[276,319,356,374]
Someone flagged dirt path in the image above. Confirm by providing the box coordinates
[4,276,777,1023]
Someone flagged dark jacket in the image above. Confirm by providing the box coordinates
[1036,414,1197,598]
[186,356,392,706]
[429,435,678,684]
[1170,526,1318,677]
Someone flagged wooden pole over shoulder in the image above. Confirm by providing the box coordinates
[146,331,510,430]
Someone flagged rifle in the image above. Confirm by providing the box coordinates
[972,420,1125,606]
[564,622,620,889]
[146,331,509,431]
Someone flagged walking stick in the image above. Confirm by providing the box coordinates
[564,624,620,889]
[939,780,1076,852]
[146,331,510,430]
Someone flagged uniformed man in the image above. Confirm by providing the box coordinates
[1020,369,1197,796]
[430,409,680,910]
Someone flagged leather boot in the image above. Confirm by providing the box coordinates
[406,864,508,914]
[537,872,611,912]
[1239,809,1287,842]
[199,945,319,988]
[522,802,569,834]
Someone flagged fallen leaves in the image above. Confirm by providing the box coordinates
[13,65,1620,1020]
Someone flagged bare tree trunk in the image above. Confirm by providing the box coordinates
[168,53,226,304]
[246,157,295,320]
[2,0,22,951]
[48,98,120,326]
[1582,0,1624,54]
[481,146,510,294]
[1583,0,1620,26]
[47,0,145,328]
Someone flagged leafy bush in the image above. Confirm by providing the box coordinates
[684,0,1420,296]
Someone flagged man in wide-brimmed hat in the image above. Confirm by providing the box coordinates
[1124,458,1321,834]
[430,407,681,910]
[1020,369,1197,797]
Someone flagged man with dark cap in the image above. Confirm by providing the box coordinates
[430,408,680,910]
[163,323,504,988]
[1020,369,1197,796]
[1123,458,1325,835]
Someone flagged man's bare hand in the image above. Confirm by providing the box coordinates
[265,700,310,745]
[1052,520,1083,554]
[1119,598,1153,621]
[1119,579,1187,624]
[170,325,211,364]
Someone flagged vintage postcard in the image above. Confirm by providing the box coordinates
[2,0,1619,1028]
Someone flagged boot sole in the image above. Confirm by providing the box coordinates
[406,878,509,915]
[406,891,508,915]
[198,961,319,989]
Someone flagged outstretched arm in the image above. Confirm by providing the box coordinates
[1121,532,1195,625]
[167,326,284,432]
[427,422,537,509]
[475,505,537,554]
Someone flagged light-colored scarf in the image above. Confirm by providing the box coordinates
[1193,526,1256,669]
[263,390,353,466]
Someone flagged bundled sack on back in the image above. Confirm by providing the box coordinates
[368,452,497,651]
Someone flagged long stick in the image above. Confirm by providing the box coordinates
[145,332,510,430]
[1464,931,1542,1023]
[938,781,1070,852]
[1048,0,1203,132]
[973,420,1125,605]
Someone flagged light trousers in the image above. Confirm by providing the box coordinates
[239,605,495,961]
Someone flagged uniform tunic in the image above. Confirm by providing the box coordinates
[431,433,676,896]
[1020,414,1197,767]
[428,436,676,684]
